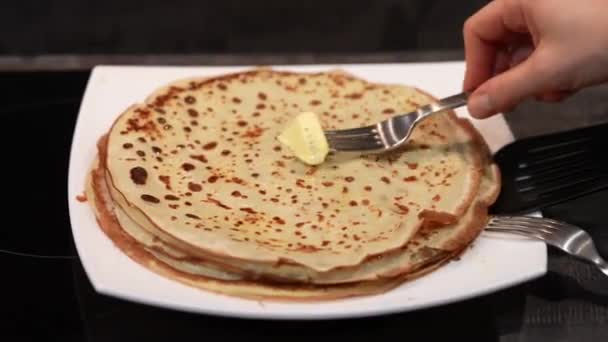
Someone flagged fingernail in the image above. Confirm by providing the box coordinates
[468,93,493,118]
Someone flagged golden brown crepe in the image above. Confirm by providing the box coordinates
[84,68,500,300]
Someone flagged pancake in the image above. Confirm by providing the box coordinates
[83,68,501,299]
[86,153,495,300]
[95,114,498,285]
[103,69,485,277]
[86,163,457,300]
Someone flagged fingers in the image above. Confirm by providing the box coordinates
[535,90,575,102]
[468,53,551,118]
[463,0,528,91]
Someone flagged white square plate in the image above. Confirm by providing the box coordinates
[68,62,546,320]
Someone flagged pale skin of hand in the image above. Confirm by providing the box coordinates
[463,0,608,118]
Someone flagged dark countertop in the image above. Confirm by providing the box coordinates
[2,54,608,342]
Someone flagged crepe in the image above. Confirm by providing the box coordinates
[84,68,500,299]
[103,69,484,274]
[86,145,497,299]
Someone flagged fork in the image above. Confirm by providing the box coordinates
[324,92,469,152]
[486,215,608,276]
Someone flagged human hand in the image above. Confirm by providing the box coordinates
[463,0,608,118]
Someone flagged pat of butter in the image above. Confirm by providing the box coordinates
[277,111,329,165]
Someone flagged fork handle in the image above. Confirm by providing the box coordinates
[417,92,470,118]
[597,259,608,277]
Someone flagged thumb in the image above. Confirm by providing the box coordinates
[468,52,551,118]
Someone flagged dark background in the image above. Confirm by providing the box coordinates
[0,0,488,56]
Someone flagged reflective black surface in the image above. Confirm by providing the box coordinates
[1,71,608,342]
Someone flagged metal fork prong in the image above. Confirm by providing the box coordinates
[487,221,556,236]
[485,227,546,240]
[491,216,564,232]
[326,138,384,151]
[493,224,555,236]
[324,125,378,137]
[489,218,560,235]
[325,133,380,143]
[322,92,469,152]
[490,216,559,227]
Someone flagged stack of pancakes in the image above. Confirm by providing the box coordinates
[86,69,500,300]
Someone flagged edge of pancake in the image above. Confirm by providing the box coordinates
[428,118,500,253]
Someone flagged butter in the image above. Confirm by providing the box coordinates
[277,111,329,165]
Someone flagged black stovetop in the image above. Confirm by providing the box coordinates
[2,71,608,342]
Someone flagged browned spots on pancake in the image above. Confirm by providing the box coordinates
[122,143,133,149]
[349,200,358,207]
[140,194,160,203]
[344,92,362,99]
[232,97,242,104]
[202,196,231,210]
[190,154,208,163]
[184,95,196,104]
[186,213,201,220]
[342,186,348,194]
[188,182,203,192]
[294,244,321,252]
[237,120,248,127]
[256,103,266,110]
[322,181,334,187]
[240,207,257,214]
[381,176,391,184]
[382,108,395,114]
[159,175,172,190]
[364,185,372,191]
[217,83,227,90]
[130,166,148,185]
[126,118,158,135]
[230,177,245,185]
[403,176,417,182]
[273,217,286,225]
[433,194,441,202]
[136,150,146,157]
[257,92,267,100]
[406,162,419,170]
[242,125,265,138]
[152,146,162,154]
[231,190,247,198]
[207,175,219,183]
[310,99,321,106]
[187,109,199,117]
[344,176,355,182]
[164,194,180,201]
[134,108,151,118]
[203,141,218,150]
[395,203,409,214]
[181,163,195,171]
